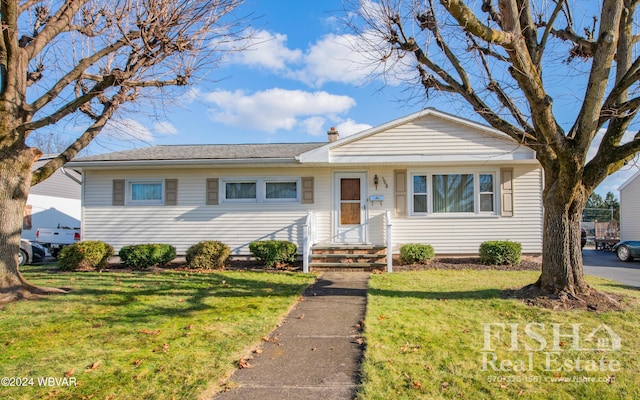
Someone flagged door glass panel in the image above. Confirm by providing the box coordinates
[341,179,360,200]
[340,178,361,225]
[341,203,361,224]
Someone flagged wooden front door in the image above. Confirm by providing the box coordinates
[335,173,367,243]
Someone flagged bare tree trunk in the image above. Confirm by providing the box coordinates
[0,147,67,303]
[536,178,589,295]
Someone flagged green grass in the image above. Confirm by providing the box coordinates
[359,270,640,400]
[0,265,315,399]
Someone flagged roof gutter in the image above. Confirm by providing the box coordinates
[66,157,301,169]
[60,166,82,184]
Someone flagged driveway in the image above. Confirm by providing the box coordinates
[583,249,640,288]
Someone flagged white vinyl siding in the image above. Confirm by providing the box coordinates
[82,168,331,255]
[620,173,640,241]
[331,115,534,160]
[391,165,542,254]
[82,165,542,256]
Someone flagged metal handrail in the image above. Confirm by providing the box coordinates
[385,210,393,273]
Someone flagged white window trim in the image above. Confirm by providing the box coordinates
[223,179,258,203]
[126,179,164,206]
[408,170,498,217]
[221,177,301,204]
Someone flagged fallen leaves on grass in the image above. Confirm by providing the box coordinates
[132,359,144,366]
[64,369,74,378]
[252,348,263,354]
[400,343,420,353]
[139,329,161,335]
[238,358,253,369]
[85,360,102,372]
[152,343,170,353]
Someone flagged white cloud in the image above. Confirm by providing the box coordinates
[204,88,357,133]
[101,119,153,143]
[154,121,178,136]
[226,28,392,88]
[335,119,372,137]
[300,116,327,136]
[230,29,303,71]
[289,33,373,87]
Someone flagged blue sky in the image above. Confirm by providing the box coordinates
[80,0,638,196]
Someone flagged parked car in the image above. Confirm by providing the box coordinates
[613,241,640,262]
[19,239,46,266]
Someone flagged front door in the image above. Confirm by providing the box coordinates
[335,173,367,243]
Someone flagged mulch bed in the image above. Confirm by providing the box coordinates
[391,256,541,272]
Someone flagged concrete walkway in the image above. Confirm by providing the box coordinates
[213,272,369,400]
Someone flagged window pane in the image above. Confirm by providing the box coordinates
[480,193,494,212]
[480,174,493,192]
[413,175,427,193]
[226,182,256,199]
[432,174,474,213]
[266,182,297,199]
[132,183,162,201]
[414,194,428,213]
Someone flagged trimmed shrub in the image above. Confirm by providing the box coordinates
[400,243,435,264]
[119,244,176,269]
[479,240,522,266]
[58,240,114,270]
[185,241,230,270]
[249,240,297,267]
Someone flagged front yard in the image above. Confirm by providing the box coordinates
[359,270,640,399]
[3,264,639,400]
[0,265,314,399]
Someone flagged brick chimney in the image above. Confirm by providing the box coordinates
[327,127,339,142]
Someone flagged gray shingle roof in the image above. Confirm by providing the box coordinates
[73,143,326,162]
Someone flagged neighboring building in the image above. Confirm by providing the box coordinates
[22,156,82,241]
[67,109,543,259]
[619,170,640,241]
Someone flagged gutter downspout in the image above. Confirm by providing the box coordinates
[61,167,82,185]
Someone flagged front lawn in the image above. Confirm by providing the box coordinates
[359,270,640,399]
[0,265,314,399]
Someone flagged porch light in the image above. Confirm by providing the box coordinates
[374,174,379,189]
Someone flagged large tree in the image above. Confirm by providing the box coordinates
[0,0,246,302]
[347,0,640,296]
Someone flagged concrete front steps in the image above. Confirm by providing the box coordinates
[309,245,387,271]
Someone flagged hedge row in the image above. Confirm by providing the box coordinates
[398,241,522,266]
[56,240,299,270]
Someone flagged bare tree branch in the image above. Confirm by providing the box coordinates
[440,0,514,44]
[536,0,567,67]
[32,97,121,185]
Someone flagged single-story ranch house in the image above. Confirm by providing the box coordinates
[67,108,543,271]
